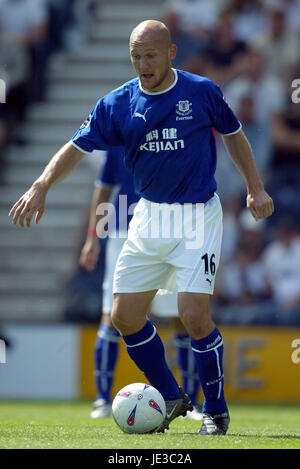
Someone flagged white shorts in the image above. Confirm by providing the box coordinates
[102,234,179,316]
[113,194,223,296]
[151,292,178,317]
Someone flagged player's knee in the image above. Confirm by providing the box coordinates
[179,303,214,340]
[179,308,201,336]
[111,297,133,333]
[111,293,152,335]
[111,308,127,332]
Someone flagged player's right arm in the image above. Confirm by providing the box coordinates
[9,141,85,227]
[79,185,112,271]
[222,129,274,220]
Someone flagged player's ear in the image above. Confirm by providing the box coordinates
[170,44,177,61]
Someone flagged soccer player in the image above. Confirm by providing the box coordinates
[9,20,274,435]
[80,146,202,420]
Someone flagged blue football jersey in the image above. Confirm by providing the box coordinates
[72,69,241,204]
[96,146,139,230]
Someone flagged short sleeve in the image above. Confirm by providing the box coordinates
[71,96,124,154]
[205,80,242,136]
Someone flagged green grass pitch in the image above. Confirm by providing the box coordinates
[0,401,300,449]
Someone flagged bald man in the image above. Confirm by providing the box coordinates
[129,20,176,92]
[9,20,274,435]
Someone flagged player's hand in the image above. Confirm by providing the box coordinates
[8,182,47,227]
[79,237,100,271]
[246,189,274,221]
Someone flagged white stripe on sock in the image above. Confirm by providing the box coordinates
[214,348,222,399]
[187,347,195,395]
[125,326,157,348]
[98,329,120,343]
[174,336,190,348]
[191,339,223,354]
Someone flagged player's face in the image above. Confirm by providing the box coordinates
[130,38,176,92]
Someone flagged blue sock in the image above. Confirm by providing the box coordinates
[122,319,180,401]
[94,324,120,402]
[191,328,227,415]
[175,334,200,405]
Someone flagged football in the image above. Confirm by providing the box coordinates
[112,383,166,434]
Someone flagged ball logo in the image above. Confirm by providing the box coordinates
[148,400,163,414]
[127,405,137,426]
[118,391,131,397]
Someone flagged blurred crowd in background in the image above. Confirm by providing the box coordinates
[0,0,97,171]
[161,0,300,326]
[0,0,300,326]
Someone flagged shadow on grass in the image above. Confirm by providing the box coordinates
[170,432,300,440]
[229,433,300,440]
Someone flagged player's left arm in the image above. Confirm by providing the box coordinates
[222,129,274,220]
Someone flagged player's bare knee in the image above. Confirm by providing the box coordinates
[110,306,128,333]
[110,294,141,334]
[179,304,215,340]
[111,313,128,334]
[111,291,156,334]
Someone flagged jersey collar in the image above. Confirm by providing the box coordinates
[139,69,178,96]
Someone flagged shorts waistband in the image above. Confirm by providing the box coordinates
[141,193,218,207]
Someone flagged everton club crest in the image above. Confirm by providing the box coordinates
[176,100,193,120]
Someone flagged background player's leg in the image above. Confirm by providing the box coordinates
[91,236,125,418]
[91,314,120,418]
[171,317,202,420]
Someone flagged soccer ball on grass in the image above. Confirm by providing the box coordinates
[112,383,166,434]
